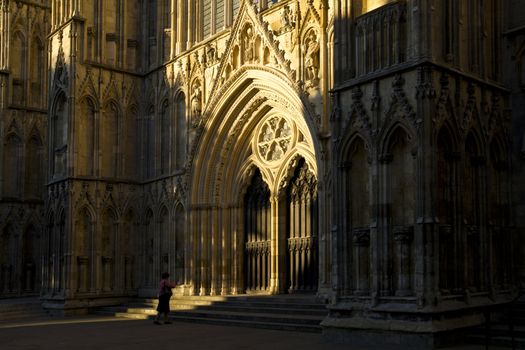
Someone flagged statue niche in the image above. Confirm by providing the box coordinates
[241,24,258,64]
[279,5,296,34]
[190,79,202,127]
[304,30,320,87]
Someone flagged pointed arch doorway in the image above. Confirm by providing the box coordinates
[243,158,319,295]
[244,169,271,293]
[282,159,318,293]
[188,68,323,297]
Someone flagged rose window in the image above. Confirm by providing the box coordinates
[257,116,293,163]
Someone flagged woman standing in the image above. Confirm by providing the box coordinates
[154,272,177,325]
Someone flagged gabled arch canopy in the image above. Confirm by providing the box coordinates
[189,67,321,205]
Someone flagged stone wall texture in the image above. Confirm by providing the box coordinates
[0,0,523,347]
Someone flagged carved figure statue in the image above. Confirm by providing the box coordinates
[206,45,216,65]
[282,5,292,30]
[305,31,320,85]
[244,27,255,63]
[191,84,202,119]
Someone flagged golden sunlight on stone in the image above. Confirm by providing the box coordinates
[365,0,391,12]
[0,0,523,349]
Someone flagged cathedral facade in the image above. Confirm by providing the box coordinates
[1,0,524,347]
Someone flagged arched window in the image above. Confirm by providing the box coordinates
[436,127,458,294]
[175,93,187,169]
[11,32,26,105]
[25,133,44,198]
[100,102,119,177]
[488,137,510,288]
[464,131,482,291]
[436,127,455,224]
[347,137,370,228]
[0,225,17,292]
[384,126,416,296]
[104,0,118,65]
[174,204,185,283]
[124,107,138,179]
[346,136,371,295]
[387,128,415,227]
[159,206,170,275]
[203,0,212,39]
[233,0,240,19]
[215,0,225,33]
[148,0,157,66]
[52,93,68,177]
[101,209,118,291]
[122,209,137,290]
[30,36,45,107]
[144,209,155,286]
[4,134,23,198]
[22,225,41,292]
[464,132,482,225]
[144,106,155,179]
[488,137,508,225]
[77,99,95,176]
[75,208,93,292]
[162,0,171,61]
[160,100,171,175]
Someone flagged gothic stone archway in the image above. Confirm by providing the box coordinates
[188,68,322,296]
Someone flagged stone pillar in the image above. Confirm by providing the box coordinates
[210,206,219,295]
[276,194,287,294]
[199,206,209,296]
[186,206,197,295]
[187,0,194,47]
[170,0,176,59]
[231,205,242,295]
[0,1,8,70]
[177,0,186,53]
[221,206,231,295]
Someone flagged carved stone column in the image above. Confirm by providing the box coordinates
[221,206,232,296]
[210,206,219,296]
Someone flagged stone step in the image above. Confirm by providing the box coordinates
[135,297,327,310]
[94,310,321,333]
[92,295,327,333]
[140,294,324,305]
[129,301,326,314]
[165,315,322,333]
[108,303,327,316]
[95,306,323,325]
[172,309,323,325]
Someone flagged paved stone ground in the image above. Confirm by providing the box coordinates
[0,315,509,350]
